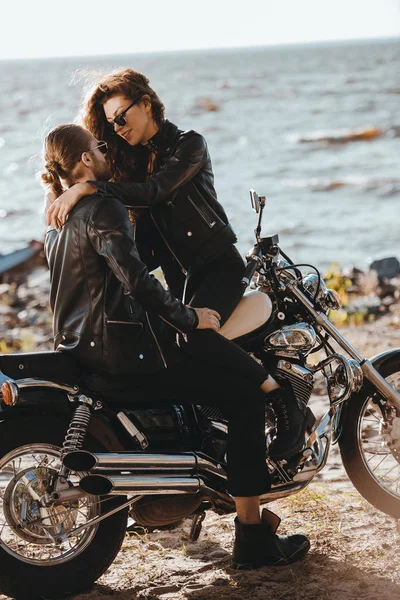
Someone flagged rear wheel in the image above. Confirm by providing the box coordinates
[339,357,400,518]
[0,417,128,599]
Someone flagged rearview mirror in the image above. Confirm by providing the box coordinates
[250,189,265,213]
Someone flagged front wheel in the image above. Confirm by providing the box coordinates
[339,356,400,518]
[0,416,128,599]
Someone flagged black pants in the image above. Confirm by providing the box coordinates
[85,354,271,498]
[178,246,268,386]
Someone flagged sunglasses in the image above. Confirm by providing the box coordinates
[86,141,108,155]
[107,99,138,130]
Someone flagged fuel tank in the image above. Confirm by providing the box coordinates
[219,290,273,340]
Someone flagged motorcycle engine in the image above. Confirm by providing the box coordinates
[272,360,315,407]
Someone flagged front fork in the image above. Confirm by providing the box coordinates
[289,284,400,412]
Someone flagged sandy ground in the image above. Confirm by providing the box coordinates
[1,303,400,599]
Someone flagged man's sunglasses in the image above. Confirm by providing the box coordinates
[107,99,138,130]
[86,141,108,155]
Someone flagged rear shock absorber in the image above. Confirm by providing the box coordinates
[61,396,94,459]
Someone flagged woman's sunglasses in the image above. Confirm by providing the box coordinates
[107,99,138,130]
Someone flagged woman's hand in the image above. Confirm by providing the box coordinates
[45,182,96,229]
[193,308,221,332]
[43,189,57,218]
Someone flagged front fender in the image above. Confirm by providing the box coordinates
[333,347,400,443]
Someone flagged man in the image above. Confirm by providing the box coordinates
[42,123,310,569]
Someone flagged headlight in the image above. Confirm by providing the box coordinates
[302,274,341,312]
[302,274,328,303]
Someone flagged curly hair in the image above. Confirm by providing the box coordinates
[79,68,165,182]
[41,124,93,197]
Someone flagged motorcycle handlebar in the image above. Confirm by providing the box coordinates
[241,256,261,288]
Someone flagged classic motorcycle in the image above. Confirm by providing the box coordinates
[0,190,400,599]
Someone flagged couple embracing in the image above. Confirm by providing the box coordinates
[42,68,311,569]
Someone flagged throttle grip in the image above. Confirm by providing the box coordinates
[241,257,259,288]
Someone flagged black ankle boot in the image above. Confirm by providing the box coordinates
[232,508,310,569]
[266,387,313,460]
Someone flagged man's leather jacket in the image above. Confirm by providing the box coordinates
[45,193,198,376]
[90,120,237,275]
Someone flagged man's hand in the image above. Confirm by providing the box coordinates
[193,308,221,332]
[46,182,96,229]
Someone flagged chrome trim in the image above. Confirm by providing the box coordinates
[51,487,90,504]
[79,474,203,495]
[116,412,149,449]
[62,451,227,483]
[13,378,79,395]
[259,481,310,503]
[288,284,400,412]
[63,451,198,472]
[312,354,363,404]
[209,421,228,435]
[264,322,317,356]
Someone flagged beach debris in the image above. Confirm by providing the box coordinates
[370,256,400,282]
[325,258,400,326]
[194,97,220,112]
[297,125,382,144]
[0,240,45,282]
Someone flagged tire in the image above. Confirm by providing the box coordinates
[0,416,128,599]
[339,356,400,518]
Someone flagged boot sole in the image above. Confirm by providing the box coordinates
[231,539,310,570]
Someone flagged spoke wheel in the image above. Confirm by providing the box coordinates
[339,358,400,518]
[0,444,99,566]
[0,415,128,600]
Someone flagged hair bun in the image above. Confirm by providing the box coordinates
[46,160,61,175]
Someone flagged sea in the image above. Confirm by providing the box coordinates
[0,37,399,274]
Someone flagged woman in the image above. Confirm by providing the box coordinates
[45,68,308,460]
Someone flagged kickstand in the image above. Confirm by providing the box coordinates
[189,510,206,542]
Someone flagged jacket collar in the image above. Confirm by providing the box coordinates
[143,120,179,157]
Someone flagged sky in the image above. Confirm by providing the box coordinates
[0,0,399,60]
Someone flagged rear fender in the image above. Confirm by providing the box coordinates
[0,387,126,452]
[333,347,400,443]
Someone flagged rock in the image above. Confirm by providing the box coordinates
[370,256,400,281]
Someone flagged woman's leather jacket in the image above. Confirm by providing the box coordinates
[90,120,237,274]
[45,193,198,376]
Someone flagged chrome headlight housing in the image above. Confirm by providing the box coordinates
[302,274,341,312]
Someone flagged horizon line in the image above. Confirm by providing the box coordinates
[0,34,399,63]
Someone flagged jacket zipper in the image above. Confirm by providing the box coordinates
[150,212,188,276]
[106,320,143,326]
[145,312,168,368]
[159,315,188,343]
[187,195,216,228]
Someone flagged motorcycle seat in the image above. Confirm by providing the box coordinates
[0,351,81,385]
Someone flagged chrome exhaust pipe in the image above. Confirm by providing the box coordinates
[63,451,225,480]
[51,487,90,504]
[63,450,197,472]
[79,474,203,496]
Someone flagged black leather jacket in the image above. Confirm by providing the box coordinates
[91,120,237,276]
[45,193,198,376]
